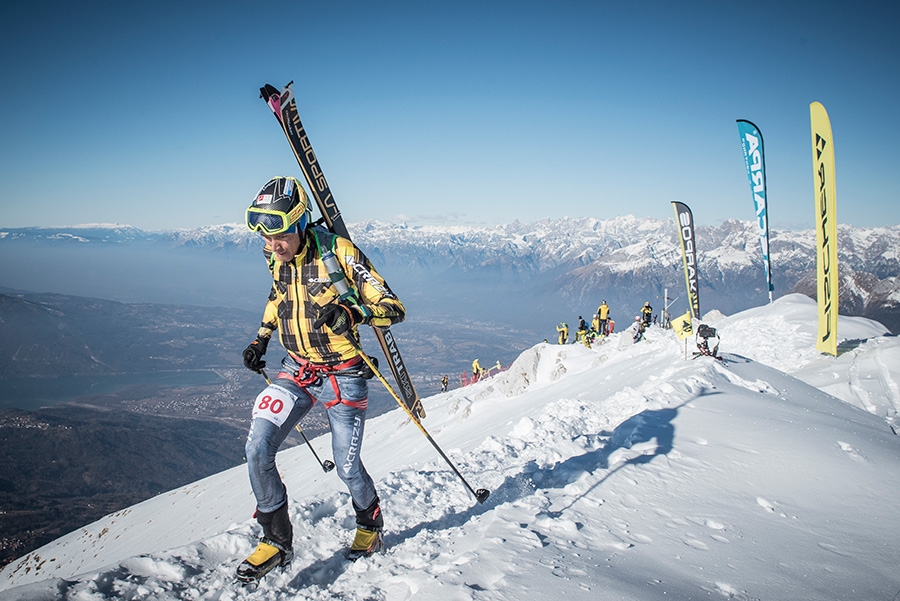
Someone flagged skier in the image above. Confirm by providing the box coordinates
[582,329,594,348]
[472,358,482,382]
[596,300,610,336]
[238,176,406,581]
[576,316,588,343]
[631,315,646,343]
[556,322,568,344]
[440,375,448,392]
[640,302,653,327]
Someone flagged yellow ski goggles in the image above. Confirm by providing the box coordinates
[246,205,309,235]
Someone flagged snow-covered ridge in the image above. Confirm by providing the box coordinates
[1,295,899,600]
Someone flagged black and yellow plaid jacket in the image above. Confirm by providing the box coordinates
[256,227,405,365]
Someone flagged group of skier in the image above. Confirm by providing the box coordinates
[433,360,507,395]
[468,358,503,383]
[555,300,615,346]
[556,300,661,346]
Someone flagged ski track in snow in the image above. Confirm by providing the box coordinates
[872,341,900,414]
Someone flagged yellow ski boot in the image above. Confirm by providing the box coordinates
[347,526,384,561]
[347,496,384,561]
[236,538,293,584]
[236,503,294,584]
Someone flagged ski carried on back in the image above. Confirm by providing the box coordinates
[260,82,426,420]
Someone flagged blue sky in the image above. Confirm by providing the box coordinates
[1,1,897,231]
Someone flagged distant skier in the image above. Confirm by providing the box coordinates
[472,358,482,382]
[440,375,448,392]
[556,322,569,344]
[238,177,406,581]
[631,315,646,343]
[596,300,610,335]
[582,329,594,347]
[640,302,653,327]
[576,316,588,343]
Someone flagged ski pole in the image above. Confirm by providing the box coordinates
[346,336,490,504]
[259,369,335,473]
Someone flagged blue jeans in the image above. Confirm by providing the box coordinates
[245,357,377,514]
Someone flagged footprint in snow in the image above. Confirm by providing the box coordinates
[817,542,852,557]
[704,519,730,543]
[683,538,709,550]
[756,497,787,517]
[837,440,866,462]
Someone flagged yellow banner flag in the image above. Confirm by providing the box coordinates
[672,311,693,340]
[810,102,838,356]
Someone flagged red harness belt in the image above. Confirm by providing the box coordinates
[276,354,368,410]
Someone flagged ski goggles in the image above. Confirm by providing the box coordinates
[246,206,309,236]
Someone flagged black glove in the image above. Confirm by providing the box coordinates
[314,301,365,336]
[358,355,378,380]
[242,336,269,372]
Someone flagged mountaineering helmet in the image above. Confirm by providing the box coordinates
[246,176,309,235]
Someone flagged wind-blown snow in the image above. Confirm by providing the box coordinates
[2,294,899,600]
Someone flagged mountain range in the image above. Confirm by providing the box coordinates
[2,217,899,332]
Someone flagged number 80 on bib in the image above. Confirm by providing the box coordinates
[252,384,298,428]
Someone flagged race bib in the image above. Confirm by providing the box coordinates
[252,384,297,428]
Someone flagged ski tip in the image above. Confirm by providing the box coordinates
[475,488,490,504]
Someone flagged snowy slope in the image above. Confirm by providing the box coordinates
[1,294,899,601]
